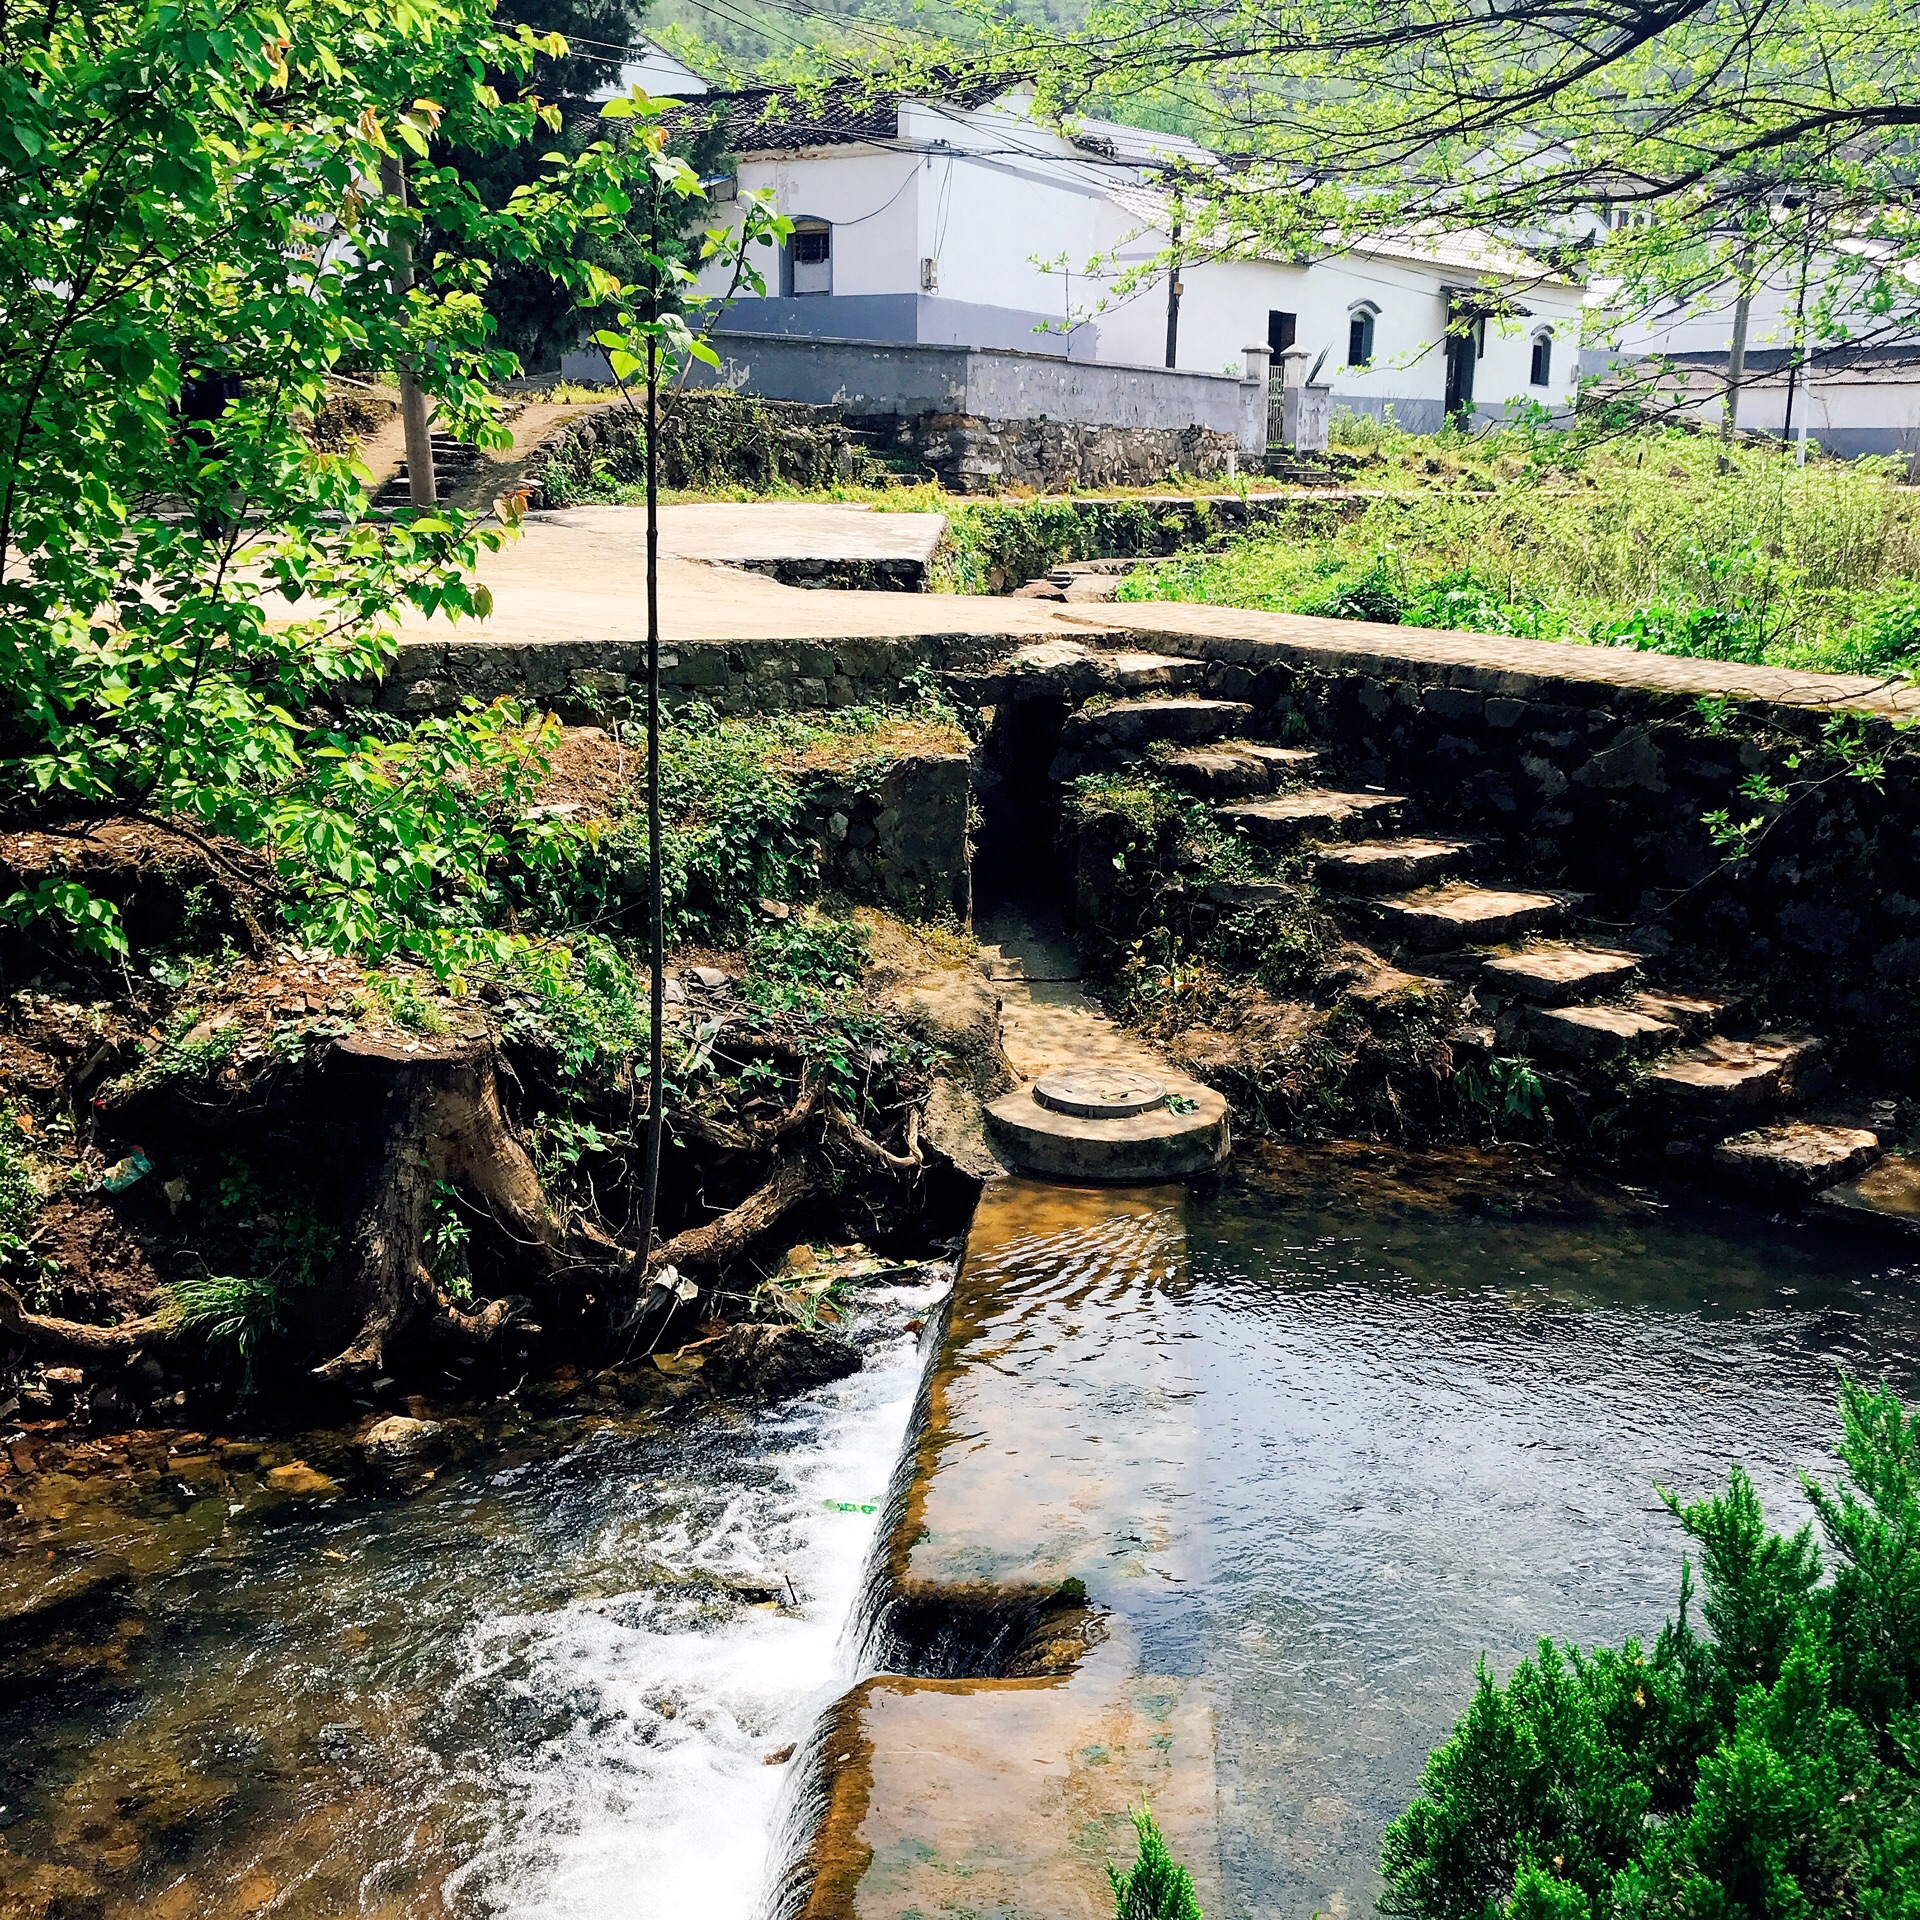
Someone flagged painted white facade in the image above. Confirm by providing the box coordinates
[690,90,1586,432]
[1583,235,1920,458]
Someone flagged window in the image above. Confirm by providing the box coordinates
[1346,303,1377,368]
[790,219,831,295]
[1530,329,1553,388]
[1268,310,1297,355]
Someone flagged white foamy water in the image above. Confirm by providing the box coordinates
[444,1288,939,1919]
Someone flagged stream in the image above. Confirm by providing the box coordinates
[0,1279,945,1919]
[1,1156,1917,1919]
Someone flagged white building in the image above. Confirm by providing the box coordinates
[679,83,1586,432]
[1587,232,1920,460]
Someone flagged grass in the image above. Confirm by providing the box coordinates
[1119,422,1920,678]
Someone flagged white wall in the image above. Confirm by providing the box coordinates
[696,94,1585,421]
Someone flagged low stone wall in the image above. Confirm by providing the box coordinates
[852,413,1242,493]
[1073,606,1920,1072]
[798,753,972,920]
[373,630,1027,723]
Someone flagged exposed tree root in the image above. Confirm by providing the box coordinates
[830,1102,924,1173]
[643,1150,820,1276]
[0,1282,170,1364]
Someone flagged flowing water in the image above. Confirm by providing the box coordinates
[0,1279,944,1919]
[4,1156,1919,1920]
[1180,1155,1920,1919]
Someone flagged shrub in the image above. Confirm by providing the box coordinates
[1381,1379,1920,1919]
[1108,1806,1204,1920]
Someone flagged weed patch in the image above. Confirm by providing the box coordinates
[1121,426,1920,677]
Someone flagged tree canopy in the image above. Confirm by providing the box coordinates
[0,0,674,961]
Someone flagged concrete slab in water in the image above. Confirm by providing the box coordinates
[792,1181,1219,1920]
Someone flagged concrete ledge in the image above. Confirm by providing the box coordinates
[985,1081,1230,1181]
[1066,602,1920,722]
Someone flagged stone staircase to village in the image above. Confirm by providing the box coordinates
[372,430,487,510]
[1018,651,1900,1215]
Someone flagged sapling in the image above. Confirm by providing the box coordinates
[1108,1804,1204,1920]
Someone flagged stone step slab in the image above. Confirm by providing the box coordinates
[1372,882,1572,951]
[1530,1000,1680,1062]
[1643,1033,1827,1123]
[1712,1123,1883,1198]
[1633,990,1734,1039]
[1105,650,1211,693]
[1480,943,1641,1005]
[1156,742,1319,799]
[1218,788,1406,849]
[1815,1154,1920,1243]
[1067,696,1254,748]
[1316,836,1477,895]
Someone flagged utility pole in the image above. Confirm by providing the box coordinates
[379,154,437,508]
[1781,199,1815,465]
[1165,217,1183,370]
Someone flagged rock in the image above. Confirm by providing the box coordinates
[704,1324,862,1402]
[921,1075,1011,1181]
[1712,1123,1882,1197]
[265,1460,339,1496]
[901,968,1010,1092]
[358,1415,447,1469]
[690,966,730,989]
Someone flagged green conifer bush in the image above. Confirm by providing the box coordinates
[1382,1380,1920,1919]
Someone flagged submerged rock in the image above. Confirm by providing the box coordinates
[705,1324,861,1402]
[357,1416,447,1470]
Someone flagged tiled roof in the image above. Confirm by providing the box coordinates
[675,73,1010,155]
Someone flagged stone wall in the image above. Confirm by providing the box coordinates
[374,631,1025,723]
[851,413,1243,493]
[797,752,972,920]
[1079,608,1920,1072]
[651,330,1273,453]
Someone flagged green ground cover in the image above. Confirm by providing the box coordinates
[1118,424,1920,679]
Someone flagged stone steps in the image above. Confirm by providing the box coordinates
[1712,1122,1883,1197]
[1065,696,1253,750]
[1157,741,1319,799]
[1527,990,1725,1063]
[1480,942,1642,1005]
[1372,882,1574,951]
[1316,835,1476,895]
[1218,788,1405,848]
[1045,659,1864,1216]
[1643,1033,1827,1125]
[1816,1154,1920,1240]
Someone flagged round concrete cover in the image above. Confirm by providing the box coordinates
[1032,1066,1167,1119]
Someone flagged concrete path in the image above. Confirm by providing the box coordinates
[387,508,1074,646]
[975,909,1230,1180]
[649,501,947,569]
[1068,599,1920,718]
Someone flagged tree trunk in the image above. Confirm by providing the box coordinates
[312,1030,559,1387]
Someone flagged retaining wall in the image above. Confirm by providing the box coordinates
[373,629,1030,723]
[565,331,1272,453]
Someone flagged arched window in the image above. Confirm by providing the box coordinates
[1529,327,1554,388]
[790,217,831,296]
[1346,302,1378,368]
